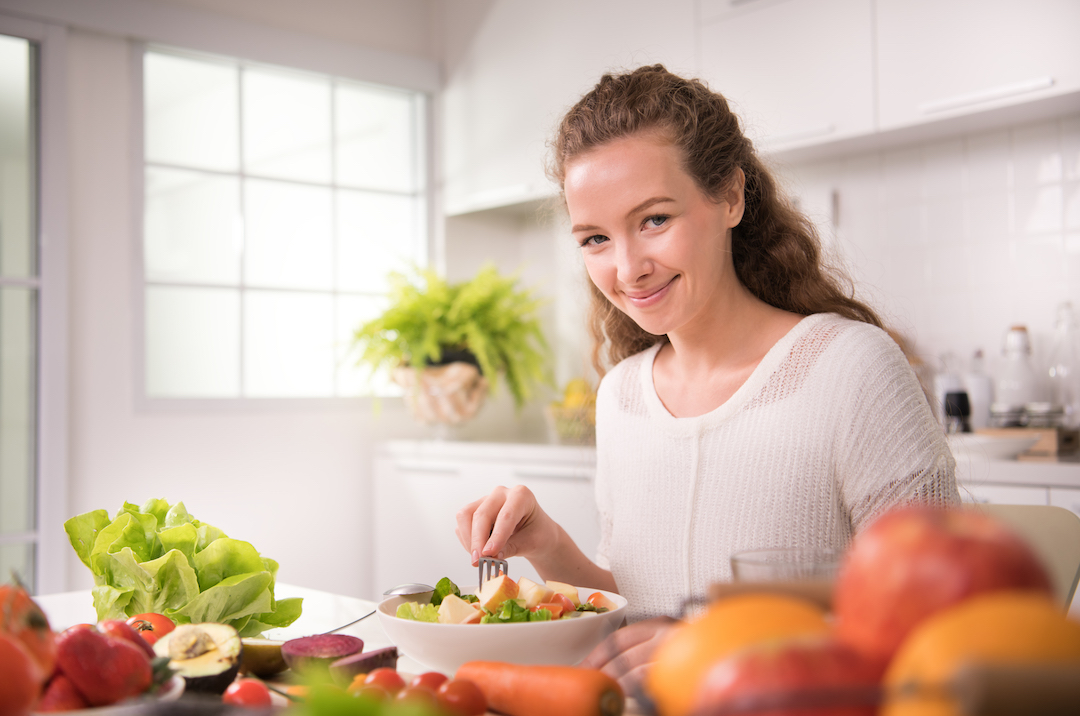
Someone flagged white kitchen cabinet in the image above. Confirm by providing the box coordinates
[875,0,1080,131]
[372,441,598,601]
[697,0,875,151]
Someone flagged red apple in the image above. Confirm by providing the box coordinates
[694,637,883,716]
[833,505,1052,664]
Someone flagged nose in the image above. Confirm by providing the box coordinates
[614,236,652,286]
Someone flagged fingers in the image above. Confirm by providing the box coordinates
[580,617,678,679]
[485,485,537,558]
[454,496,485,557]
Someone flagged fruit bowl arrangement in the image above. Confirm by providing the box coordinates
[377,576,627,675]
[643,505,1080,716]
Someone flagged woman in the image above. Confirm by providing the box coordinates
[455,65,959,689]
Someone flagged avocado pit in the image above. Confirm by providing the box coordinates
[153,623,242,695]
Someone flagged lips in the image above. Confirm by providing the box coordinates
[623,276,678,307]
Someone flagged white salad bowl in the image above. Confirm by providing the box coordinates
[376,587,628,676]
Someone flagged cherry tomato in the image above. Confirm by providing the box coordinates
[364,667,405,694]
[437,678,487,716]
[223,678,272,708]
[410,671,449,692]
[346,673,369,694]
[126,613,175,643]
[397,686,440,708]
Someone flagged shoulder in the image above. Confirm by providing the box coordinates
[801,313,908,369]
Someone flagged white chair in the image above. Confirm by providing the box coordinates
[977,503,1080,612]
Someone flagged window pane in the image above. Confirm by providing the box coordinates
[337,190,420,293]
[145,167,242,285]
[245,290,333,397]
[245,179,333,290]
[0,543,34,591]
[335,293,395,397]
[336,82,418,192]
[0,287,36,535]
[243,68,331,183]
[0,35,35,278]
[146,286,240,397]
[144,52,239,172]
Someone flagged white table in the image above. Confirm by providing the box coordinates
[34,583,427,676]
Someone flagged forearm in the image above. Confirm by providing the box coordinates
[527,522,618,593]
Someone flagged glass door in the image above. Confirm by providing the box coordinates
[0,33,39,588]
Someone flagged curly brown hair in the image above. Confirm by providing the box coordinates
[549,65,882,376]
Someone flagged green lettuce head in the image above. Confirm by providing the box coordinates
[64,499,301,637]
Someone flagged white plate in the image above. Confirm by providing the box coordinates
[947,433,1041,460]
[377,586,627,676]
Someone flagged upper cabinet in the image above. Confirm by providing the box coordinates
[698,0,875,153]
[875,0,1080,130]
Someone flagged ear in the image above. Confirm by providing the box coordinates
[723,167,746,227]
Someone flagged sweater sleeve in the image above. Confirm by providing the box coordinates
[833,325,960,533]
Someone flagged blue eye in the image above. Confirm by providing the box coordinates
[579,235,608,248]
[645,215,669,229]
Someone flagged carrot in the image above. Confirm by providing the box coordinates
[455,661,624,716]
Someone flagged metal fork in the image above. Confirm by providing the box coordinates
[478,555,508,591]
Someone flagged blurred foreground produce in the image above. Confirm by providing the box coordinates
[455,661,621,716]
[64,498,302,636]
[646,593,831,716]
[645,505,1080,716]
[833,505,1053,665]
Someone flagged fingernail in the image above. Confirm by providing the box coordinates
[497,550,505,560]
[483,540,494,553]
[471,550,478,565]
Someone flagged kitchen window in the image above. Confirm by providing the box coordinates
[140,48,427,399]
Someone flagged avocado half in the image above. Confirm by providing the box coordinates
[154,622,243,695]
[240,638,287,678]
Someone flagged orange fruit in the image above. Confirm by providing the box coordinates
[645,593,831,716]
[882,591,1080,716]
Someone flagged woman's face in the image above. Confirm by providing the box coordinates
[563,132,744,339]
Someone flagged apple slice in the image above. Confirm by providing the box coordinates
[438,594,482,624]
[586,592,618,612]
[477,574,519,612]
[534,601,566,619]
[545,580,580,607]
[517,577,555,609]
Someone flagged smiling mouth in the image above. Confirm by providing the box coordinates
[624,276,678,304]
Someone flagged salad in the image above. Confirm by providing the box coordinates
[395,575,619,625]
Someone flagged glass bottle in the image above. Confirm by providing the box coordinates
[1048,302,1080,428]
[993,326,1040,419]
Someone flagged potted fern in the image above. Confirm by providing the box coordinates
[352,264,550,424]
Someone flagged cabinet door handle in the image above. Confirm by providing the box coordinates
[920,76,1055,115]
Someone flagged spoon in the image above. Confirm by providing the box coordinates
[383,582,435,596]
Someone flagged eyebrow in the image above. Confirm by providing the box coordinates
[571,196,675,233]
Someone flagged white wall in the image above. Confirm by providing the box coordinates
[779,115,1080,393]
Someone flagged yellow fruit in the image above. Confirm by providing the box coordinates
[883,591,1080,716]
[561,378,594,408]
[645,593,831,716]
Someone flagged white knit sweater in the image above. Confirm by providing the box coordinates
[593,313,960,622]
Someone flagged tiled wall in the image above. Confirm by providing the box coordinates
[782,113,1080,396]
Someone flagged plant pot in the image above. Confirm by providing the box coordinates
[393,362,489,426]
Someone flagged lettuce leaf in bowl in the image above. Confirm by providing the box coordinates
[64,499,301,636]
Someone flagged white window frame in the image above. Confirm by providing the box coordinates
[132,44,433,408]
[0,11,69,595]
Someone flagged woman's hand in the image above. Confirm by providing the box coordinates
[579,617,679,697]
[455,485,560,566]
